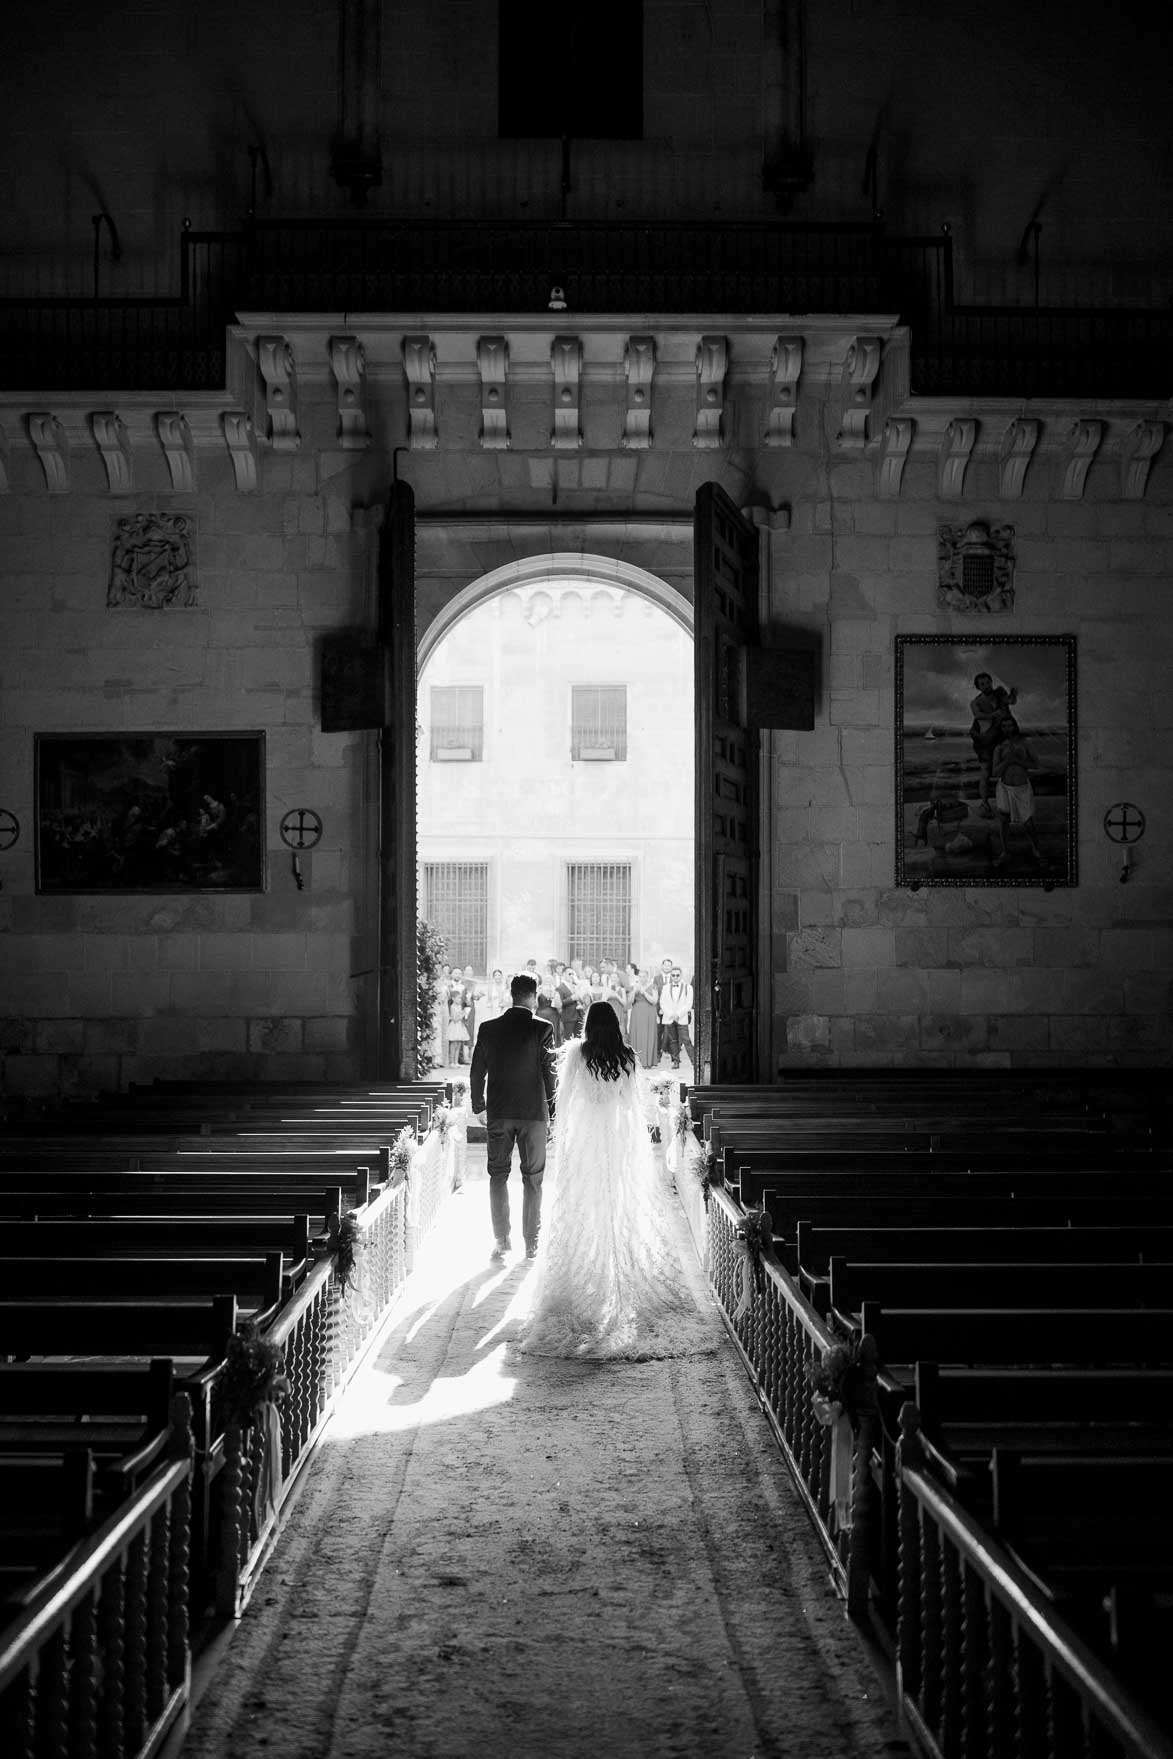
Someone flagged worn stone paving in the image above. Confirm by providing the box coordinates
[178,1151,909,1759]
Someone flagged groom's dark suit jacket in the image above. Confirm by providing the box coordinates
[470,1006,557,1122]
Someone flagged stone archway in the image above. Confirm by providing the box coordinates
[417,551,693,670]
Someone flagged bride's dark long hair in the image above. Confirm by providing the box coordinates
[581,1000,636,1081]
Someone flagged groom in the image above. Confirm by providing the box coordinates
[470,971,557,1261]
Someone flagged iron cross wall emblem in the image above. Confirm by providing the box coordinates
[279,809,323,851]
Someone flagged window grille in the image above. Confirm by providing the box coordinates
[498,1,643,140]
[566,863,631,968]
[430,685,484,761]
[423,863,489,972]
[571,685,627,761]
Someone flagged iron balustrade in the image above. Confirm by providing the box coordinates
[0,1406,194,1759]
[1,218,1168,396]
[896,1421,1173,1759]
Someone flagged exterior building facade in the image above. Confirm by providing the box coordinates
[418,580,694,979]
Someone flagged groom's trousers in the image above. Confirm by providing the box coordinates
[485,1117,547,1249]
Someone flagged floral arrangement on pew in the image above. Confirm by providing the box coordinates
[730,1203,773,1321]
[645,1074,676,1143]
[808,1337,872,1534]
[665,1095,705,1184]
[327,1208,362,1294]
[217,1321,289,1532]
[387,1124,417,1186]
[433,1090,470,1193]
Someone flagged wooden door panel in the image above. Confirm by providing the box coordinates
[694,483,761,1084]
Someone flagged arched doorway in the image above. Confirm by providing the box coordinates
[416,557,695,1076]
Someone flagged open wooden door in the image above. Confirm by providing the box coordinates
[694,483,762,1085]
[377,478,418,1079]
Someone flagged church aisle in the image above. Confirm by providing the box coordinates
[177,1151,906,1759]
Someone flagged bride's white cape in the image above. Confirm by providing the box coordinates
[517,1040,715,1361]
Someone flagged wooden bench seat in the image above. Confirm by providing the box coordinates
[4,1214,313,1263]
[0,1293,238,1362]
[739,1160,1170,1212]
[0,1252,288,1310]
[0,1173,360,1221]
[798,1222,1173,1280]
[829,1257,1173,1318]
[860,1302,1173,1367]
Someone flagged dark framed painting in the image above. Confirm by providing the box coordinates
[896,636,1076,888]
[36,732,265,893]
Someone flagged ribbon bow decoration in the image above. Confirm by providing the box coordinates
[730,1204,773,1321]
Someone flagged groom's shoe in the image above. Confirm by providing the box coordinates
[491,1237,512,1261]
[525,1242,538,1260]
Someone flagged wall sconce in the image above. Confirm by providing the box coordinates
[1103,802,1145,885]
[279,808,323,891]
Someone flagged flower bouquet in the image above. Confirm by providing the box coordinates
[808,1338,869,1533]
[730,1202,773,1319]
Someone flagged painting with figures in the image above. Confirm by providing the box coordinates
[896,636,1076,888]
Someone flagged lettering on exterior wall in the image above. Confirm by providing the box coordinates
[107,512,197,609]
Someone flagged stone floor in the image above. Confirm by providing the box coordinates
[176,1149,909,1759]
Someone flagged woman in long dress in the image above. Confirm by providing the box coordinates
[518,1002,714,1361]
[626,965,660,1068]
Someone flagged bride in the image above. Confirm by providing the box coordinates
[518,1002,714,1361]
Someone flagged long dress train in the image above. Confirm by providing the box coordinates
[517,1040,715,1361]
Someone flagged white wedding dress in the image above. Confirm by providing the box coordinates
[517,1040,714,1361]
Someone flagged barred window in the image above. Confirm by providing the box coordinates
[423,863,489,972]
[430,686,484,761]
[571,685,627,761]
[566,863,631,968]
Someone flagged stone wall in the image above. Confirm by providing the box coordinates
[1,318,1170,1093]
[1,0,1169,305]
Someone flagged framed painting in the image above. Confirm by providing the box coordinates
[36,732,265,893]
[895,636,1076,888]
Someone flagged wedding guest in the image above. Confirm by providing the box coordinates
[536,965,564,1045]
[556,961,580,1042]
[654,957,674,1062]
[481,968,509,1024]
[446,985,470,1066]
[604,971,627,1031]
[627,965,660,1068]
[659,966,693,1071]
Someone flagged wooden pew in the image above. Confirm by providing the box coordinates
[0,1293,239,1362]
[830,1257,1173,1319]
[0,1174,357,1221]
[5,1214,313,1266]
[0,1252,288,1313]
[735,1157,1170,1208]
[859,1301,1173,1367]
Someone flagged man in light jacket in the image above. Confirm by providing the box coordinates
[658,966,694,1071]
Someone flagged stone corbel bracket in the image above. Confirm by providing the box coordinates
[256,335,300,451]
[837,336,882,447]
[551,336,583,449]
[998,418,1040,499]
[403,335,438,449]
[876,416,915,498]
[476,335,510,449]
[694,335,728,449]
[1059,418,1102,500]
[91,411,134,493]
[764,336,803,447]
[329,335,370,450]
[938,418,978,499]
[28,413,70,493]
[156,413,196,492]
[1121,420,1164,500]
[221,411,258,492]
[622,334,656,449]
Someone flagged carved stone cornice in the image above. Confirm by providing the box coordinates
[938,418,978,498]
[221,411,258,492]
[255,336,300,452]
[998,418,1040,499]
[694,335,728,449]
[838,336,882,447]
[551,336,582,449]
[1058,418,1102,500]
[156,413,196,492]
[764,336,803,447]
[91,411,133,493]
[403,335,438,449]
[1121,420,1164,500]
[27,413,69,493]
[328,335,370,450]
[622,335,656,449]
[476,335,510,450]
[876,416,914,498]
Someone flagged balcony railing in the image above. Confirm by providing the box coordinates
[0,218,1169,398]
